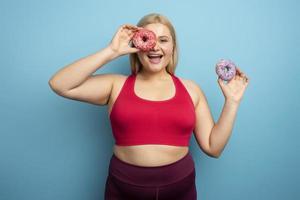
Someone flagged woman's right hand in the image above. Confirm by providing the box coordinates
[108,24,142,57]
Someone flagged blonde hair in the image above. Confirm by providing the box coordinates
[129,13,179,75]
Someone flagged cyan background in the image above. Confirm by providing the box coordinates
[1,0,299,199]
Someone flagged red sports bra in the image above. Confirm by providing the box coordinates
[109,73,196,146]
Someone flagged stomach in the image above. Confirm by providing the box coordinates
[113,144,189,167]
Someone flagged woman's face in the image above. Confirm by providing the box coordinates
[137,23,174,72]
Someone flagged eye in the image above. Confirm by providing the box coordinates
[160,39,168,42]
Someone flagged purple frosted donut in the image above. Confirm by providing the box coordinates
[132,29,156,51]
[215,59,237,81]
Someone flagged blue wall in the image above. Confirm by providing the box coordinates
[1,0,299,199]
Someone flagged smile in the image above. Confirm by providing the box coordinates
[147,55,163,64]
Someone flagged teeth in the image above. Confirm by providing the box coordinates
[148,55,163,58]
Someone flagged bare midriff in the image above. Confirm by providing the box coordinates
[113,144,189,167]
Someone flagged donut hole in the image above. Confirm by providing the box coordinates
[225,66,230,72]
[142,36,148,42]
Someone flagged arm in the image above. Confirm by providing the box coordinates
[209,100,240,157]
[193,67,249,158]
[48,24,141,105]
[191,81,216,158]
[210,67,249,157]
[191,81,240,158]
[49,24,140,94]
[48,46,118,94]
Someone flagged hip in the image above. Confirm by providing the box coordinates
[107,149,195,187]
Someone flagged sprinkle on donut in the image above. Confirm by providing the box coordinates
[215,59,237,81]
[132,29,156,51]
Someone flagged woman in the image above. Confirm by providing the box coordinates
[49,13,249,200]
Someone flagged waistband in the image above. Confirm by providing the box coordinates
[108,151,195,187]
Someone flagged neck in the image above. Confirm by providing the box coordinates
[137,69,171,81]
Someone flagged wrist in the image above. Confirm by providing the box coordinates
[106,45,120,60]
[225,99,240,106]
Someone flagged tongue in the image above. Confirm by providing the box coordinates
[149,57,161,64]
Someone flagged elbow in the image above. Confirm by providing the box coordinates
[48,80,57,91]
[209,149,221,159]
[199,144,221,158]
[48,80,64,95]
[202,148,221,158]
[48,80,54,90]
[48,79,54,87]
[48,77,56,87]
[211,152,221,159]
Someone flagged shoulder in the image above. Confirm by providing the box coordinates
[108,73,131,89]
[93,73,126,81]
[92,73,128,90]
[176,75,203,107]
[94,73,128,81]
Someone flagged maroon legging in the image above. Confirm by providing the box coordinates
[104,151,197,200]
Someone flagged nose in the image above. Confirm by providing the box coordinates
[151,40,160,51]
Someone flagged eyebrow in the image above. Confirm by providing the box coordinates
[158,36,170,39]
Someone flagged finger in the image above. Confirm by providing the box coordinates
[121,24,132,29]
[236,66,242,75]
[119,26,129,34]
[129,32,136,39]
[128,47,141,53]
[236,66,246,77]
[234,75,238,80]
[123,24,135,28]
[236,66,242,74]
[125,29,132,35]
[119,24,134,33]
[117,25,125,33]
[129,28,139,34]
[243,77,249,85]
[124,24,141,31]
[236,70,246,79]
[242,76,249,83]
[218,77,224,87]
[246,78,250,85]
[132,28,141,32]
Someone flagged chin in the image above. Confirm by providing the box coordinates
[152,67,165,72]
[148,60,169,69]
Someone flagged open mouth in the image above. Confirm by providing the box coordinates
[147,55,163,64]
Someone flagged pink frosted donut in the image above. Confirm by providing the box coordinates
[215,59,237,81]
[132,29,156,51]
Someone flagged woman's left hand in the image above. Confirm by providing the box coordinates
[217,67,250,104]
